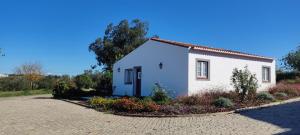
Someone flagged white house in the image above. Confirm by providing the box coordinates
[113,38,276,97]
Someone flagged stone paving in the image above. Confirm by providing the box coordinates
[1,95,299,135]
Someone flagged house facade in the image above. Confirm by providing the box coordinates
[113,38,276,97]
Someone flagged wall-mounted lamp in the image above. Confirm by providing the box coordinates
[117,68,120,72]
[159,62,163,69]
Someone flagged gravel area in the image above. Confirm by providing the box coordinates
[0,95,299,135]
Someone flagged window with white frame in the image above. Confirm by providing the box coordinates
[262,67,271,82]
[124,69,133,84]
[196,60,209,79]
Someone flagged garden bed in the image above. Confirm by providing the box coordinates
[86,83,300,117]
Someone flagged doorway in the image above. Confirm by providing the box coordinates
[133,67,142,97]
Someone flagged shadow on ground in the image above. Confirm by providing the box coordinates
[238,101,300,135]
[33,96,53,99]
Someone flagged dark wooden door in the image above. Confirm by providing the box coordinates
[135,67,141,97]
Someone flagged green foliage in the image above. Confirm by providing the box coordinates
[52,77,77,98]
[88,97,160,113]
[274,92,288,100]
[0,89,51,97]
[231,66,258,102]
[37,75,60,89]
[89,19,149,72]
[94,71,113,96]
[276,71,300,82]
[256,92,275,101]
[151,83,170,104]
[0,76,31,91]
[213,97,234,108]
[74,74,93,89]
[282,46,300,71]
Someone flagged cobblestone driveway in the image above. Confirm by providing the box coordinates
[0,95,298,135]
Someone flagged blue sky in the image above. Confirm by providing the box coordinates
[0,0,299,75]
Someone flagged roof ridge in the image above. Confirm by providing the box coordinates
[150,38,273,61]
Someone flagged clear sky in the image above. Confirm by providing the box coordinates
[0,0,299,75]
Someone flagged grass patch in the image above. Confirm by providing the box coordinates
[0,89,51,97]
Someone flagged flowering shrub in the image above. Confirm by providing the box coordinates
[112,98,144,113]
[141,101,160,112]
[89,97,116,111]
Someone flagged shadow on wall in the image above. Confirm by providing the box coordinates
[237,101,300,135]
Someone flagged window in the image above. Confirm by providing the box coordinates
[196,60,209,79]
[124,69,133,84]
[262,67,271,82]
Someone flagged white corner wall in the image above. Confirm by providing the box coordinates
[113,40,189,97]
[188,50,276,95]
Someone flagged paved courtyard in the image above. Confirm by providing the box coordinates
[0,95,299,135]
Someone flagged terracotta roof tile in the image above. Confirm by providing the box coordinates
[150,38,273,61]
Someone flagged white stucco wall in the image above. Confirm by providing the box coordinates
[113,40,189,97]
[188,50,276,95]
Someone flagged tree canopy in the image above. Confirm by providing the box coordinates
[89,19,150,72]
[15,62,43,89]
[282,46,300,71]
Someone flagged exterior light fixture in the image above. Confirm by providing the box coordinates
[159,62,163,69]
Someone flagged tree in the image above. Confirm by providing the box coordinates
[282,46,300,71]
[74,74,93,89]
[231,66,258,102]
[15,62,43,89]
[89,19,149,72]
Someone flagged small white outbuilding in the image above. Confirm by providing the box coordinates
[113,38,276,97]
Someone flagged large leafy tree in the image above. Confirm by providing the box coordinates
[89,19,149,72]
[282,46,300,71]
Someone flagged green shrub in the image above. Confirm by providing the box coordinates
[37,75,59,89]
[140,100,160,112]
[0,76,31,91]
[94,71,112,96]
[274,92,288,100]
[213,97,234,108]
[256,92,275,101]
[231,66,258,102]
[74,74,93,89]
[52,78,78,98]
[151,84,170,104]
